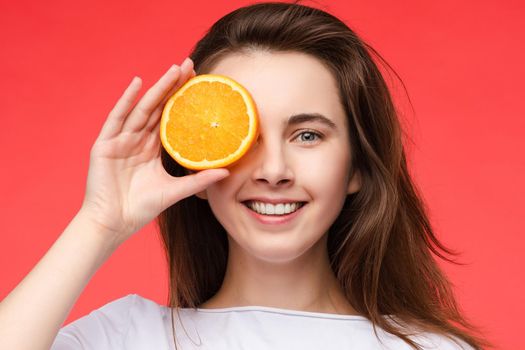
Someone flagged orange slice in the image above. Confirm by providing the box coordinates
[160,74,259,170]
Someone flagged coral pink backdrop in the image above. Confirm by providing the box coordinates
[1,1,522,349]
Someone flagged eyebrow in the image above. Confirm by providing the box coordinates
[285,113,338,130]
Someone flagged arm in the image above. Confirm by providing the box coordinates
[0,211,118,350]
[0,57,229,350]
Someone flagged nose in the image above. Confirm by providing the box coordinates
[250,135,294,187]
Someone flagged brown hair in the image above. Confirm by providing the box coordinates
[157,1,492,349]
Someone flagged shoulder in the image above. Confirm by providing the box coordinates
[51,294,169,350]
[374,315,476,350]
[410,331,476,350]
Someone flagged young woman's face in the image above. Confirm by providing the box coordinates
[199,51,360,263]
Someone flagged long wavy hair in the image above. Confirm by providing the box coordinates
[157,2,491,349]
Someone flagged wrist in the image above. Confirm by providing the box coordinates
[74,208,127,251]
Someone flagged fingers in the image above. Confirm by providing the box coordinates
[162,169,230,207]
[121,64,182,133]
[145,60,195,132]
[98,76,142,141]
[163,61,195,106]
[97,58,196,143]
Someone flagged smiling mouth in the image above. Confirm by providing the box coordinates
[242,201,307,216]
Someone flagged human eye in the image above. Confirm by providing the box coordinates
[292,130,324,144]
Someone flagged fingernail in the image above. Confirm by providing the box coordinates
[181,57,192,70]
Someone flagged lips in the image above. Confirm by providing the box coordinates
[241,200,307,226]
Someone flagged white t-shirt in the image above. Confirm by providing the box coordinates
[51,294,474,350]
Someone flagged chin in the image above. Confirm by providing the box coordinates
[229,232,323,265]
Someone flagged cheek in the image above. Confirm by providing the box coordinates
[205,183,234,233]
[293,147,350,195]
[205,173,243,216]
[206,179,232,204]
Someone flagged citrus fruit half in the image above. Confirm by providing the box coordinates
[160,74,259,170]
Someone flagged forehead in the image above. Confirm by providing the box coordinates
[207,51,347,129]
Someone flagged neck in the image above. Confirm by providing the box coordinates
[199,234,358,316]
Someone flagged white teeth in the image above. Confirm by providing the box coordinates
[247,201,303,215]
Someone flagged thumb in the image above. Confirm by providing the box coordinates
[164,168,229,205]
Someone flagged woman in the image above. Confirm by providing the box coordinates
[0,2,490,349]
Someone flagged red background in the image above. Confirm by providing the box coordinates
[1,0,523,349]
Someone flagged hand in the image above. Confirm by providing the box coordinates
[79,58,229,244]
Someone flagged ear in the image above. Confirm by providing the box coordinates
[185,168,208,200]
[347,168,361,195]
